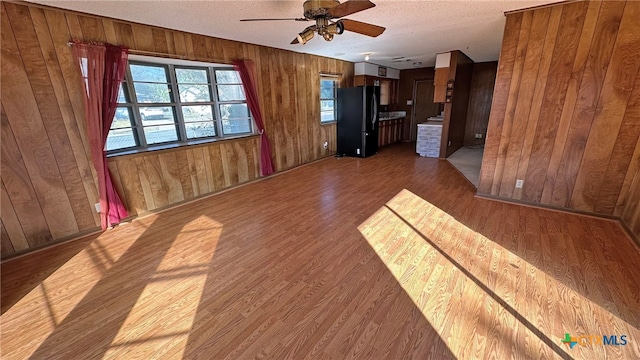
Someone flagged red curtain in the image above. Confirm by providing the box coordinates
[232,59,274,176]
[72,41,129,229]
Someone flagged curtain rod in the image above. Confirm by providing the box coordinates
[67,41,229,64]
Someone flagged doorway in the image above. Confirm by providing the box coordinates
[410,79,440,141]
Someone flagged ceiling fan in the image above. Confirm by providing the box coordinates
[240,0,385,45]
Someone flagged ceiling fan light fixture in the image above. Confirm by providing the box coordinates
[297,28,315,45]
[326,20,344,35]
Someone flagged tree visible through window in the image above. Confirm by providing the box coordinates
[105,58,253,154]
[320,76,338,123]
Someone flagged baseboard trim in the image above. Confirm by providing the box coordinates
[475,193,640,253]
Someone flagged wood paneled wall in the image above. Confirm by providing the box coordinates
[464,61,498,146]
[0,2,353,258]
[479,0,640,239]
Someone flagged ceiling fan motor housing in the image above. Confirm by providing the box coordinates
[303,0,340,19]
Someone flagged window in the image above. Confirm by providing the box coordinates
[320,76,338,123]
[106,57,253,154]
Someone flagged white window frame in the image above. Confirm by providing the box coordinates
[320,75,339,124]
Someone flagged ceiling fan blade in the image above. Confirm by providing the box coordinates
[328,0,376,18]
[240,18,308,22]
[341,19,385,37]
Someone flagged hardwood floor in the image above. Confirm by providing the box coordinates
[2,143,639,359]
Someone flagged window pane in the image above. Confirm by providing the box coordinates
[186,121,216,139]
[217,85,245,101]
[143,124,178,144]
[139,106,174,125]
[182,105,214,122]
[106,128,137,151]
[321,100,335,111]
[178,84,211,102]
[321,79,335,94]
[219,103,249,120]
[321,110,335,123]
[130,64,168,82]
[112,107,133,129]
[175,68,208,84]
[320,86,335,99]
[117,85,128,103]
[215,70,241,84]
[222,118,251,135]
[133,83,171,103]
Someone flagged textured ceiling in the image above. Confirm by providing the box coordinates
[28,0,560,69]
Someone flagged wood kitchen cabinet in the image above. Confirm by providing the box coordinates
[433,67,449,103]
[353,75,398,106]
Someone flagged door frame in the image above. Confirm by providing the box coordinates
[410,78,434,142]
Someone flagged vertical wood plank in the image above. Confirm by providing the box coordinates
[478,13,523,194]
[144,155,170,208]
[158,152,185,204]
[235,142,249,184]
[548,1,626,207]
[135,157,156,211]
[513,7,563,194]
[185,149,200,197]
[77,15,106,42]
[0,104,51,246]
[32,6,101,228]
[151,28,168,53]
[130,24,155,52]
[174,150,195,200]
[1,181,29,251]
[112,158,147,216]
[113,22,136,49]
[192,147,210,195]
[522,1,589,202]
[101,18,118,44]
[596,69,640,214]
[499,8,550,198]
[490,11,532,195]
[209,145,225,191]
[2,3,79,238]
[571,1,640,212]
[0,220,15,256]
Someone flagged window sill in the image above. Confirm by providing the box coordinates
[106,134,259,160]
[320,121,337,126]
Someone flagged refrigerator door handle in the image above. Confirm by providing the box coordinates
[371,93,378,130]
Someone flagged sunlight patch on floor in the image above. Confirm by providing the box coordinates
[103,215,222,359]
[0,220,149,359]
[357,189,640,360]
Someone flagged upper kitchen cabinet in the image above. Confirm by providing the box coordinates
[433,52,451,103]
[354,63,400,106]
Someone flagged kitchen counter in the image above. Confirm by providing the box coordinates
[379,111,406,121]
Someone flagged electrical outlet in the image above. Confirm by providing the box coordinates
[515,179,524,189]
[475,133,483,139]
[323,141,328,149]
[94,202,101,213]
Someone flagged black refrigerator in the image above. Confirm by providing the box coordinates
[336,85,380,158]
